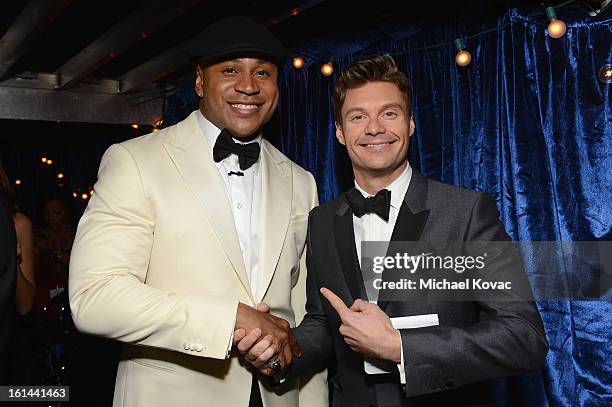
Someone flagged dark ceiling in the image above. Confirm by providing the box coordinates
[0,0,607,140]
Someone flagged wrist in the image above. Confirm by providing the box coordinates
[384,329,402,363]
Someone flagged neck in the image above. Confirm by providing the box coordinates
[354,161,407,195]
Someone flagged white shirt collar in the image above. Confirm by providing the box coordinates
[196,109,262,173]
[354,162,413,210]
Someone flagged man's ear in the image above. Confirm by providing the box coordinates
[335,122,346,145]
[194,66,204,98]
[408,114,415,138]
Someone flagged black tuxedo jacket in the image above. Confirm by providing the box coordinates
[0,191,17,384]
[290,171,548,407]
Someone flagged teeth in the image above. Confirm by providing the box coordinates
[232,104,258,109]
[364,142,391,146]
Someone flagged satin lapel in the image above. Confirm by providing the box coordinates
[162,113,252,301]
[257,141,292,303]
[377,174,430,312]
[334,202,367,301]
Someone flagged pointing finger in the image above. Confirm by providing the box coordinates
[320,287,350,320]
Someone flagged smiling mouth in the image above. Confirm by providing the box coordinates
[228,102,263,114]
[359,140,396,147]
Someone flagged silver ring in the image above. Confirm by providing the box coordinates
[266,358,282,371]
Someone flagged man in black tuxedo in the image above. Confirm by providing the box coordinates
[237,55,548,406]
[0,188,17,384]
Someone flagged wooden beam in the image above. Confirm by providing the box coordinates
[0,0,71,79]
[0,86,163,125]
[55,0,202,89]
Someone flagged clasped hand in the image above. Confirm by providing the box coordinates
[234,288,401,377]
[233,302,300,376]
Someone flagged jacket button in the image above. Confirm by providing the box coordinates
[189,344,197,351]
[195,344,203,352]
[183,342,190,350]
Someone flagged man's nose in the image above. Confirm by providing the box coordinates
[234,73,259,95]
[365,117,385,136]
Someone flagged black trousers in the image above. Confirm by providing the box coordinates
[249,371,264,407]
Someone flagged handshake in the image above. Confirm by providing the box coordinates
[232,288,403,378]
[233,302,298,377]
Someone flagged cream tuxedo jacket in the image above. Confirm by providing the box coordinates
[69,111,327,407]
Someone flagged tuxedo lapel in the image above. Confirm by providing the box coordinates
[162,112,252,301]
[257,141,292,303]
[334,200,367,301]
[378,173,430,311]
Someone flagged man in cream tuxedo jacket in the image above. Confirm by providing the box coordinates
[69,17,327,407]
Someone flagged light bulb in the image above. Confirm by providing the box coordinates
[597,64,612,83]
[547,19,567,38]
[321,62,334,76]
[293,57,305,69]
[455,50,472,67]
[545,6,566,39]
[454,38,472,67]
[15,179,22,185]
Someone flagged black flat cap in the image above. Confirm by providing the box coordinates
[189,16,289,66]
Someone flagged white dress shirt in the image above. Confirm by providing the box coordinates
[353,162,412,384]
[197,111,262,297]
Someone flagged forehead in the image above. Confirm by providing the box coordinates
[342,81,405,111]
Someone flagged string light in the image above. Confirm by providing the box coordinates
[153,118,163,127]
[546,6,567,38]
[131,124,139,129]
[598,64,612,83]
[321,62,334,76]
[46,159,53,165]
[90,190,94,196]
[454,38,472,67]
[81,193,89,200]
[41,157,47,163]
[57,173,64,179]
[293,57,305,69]
[15,179,22,185]
[315,2,577,75]
[72,192,78,198]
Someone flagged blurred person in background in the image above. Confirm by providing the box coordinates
[0,160,17,384]
[0,160,35,318]
[0,159,39,384]
[32,196,74,322]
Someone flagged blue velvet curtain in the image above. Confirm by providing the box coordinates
[163,8,611,406]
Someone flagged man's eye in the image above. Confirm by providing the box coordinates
[222,67,238,74]
[383,111,398,118]
[255,70,270,77]
[351,115,365,121]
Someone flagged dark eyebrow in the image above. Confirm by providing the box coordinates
[380,103,405,111]
[344,107,366,116]
[344,103,405,117]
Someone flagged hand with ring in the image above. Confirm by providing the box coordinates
[233,303,294,376]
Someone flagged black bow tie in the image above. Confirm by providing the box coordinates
[344,188,391,221]
[213,129,261,170]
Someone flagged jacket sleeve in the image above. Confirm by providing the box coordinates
[399,193,548,397]
[289,204,335,385]
[291,172,329,407]
[69,144,238,360]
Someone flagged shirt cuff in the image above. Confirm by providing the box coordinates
[396,330,406,384]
